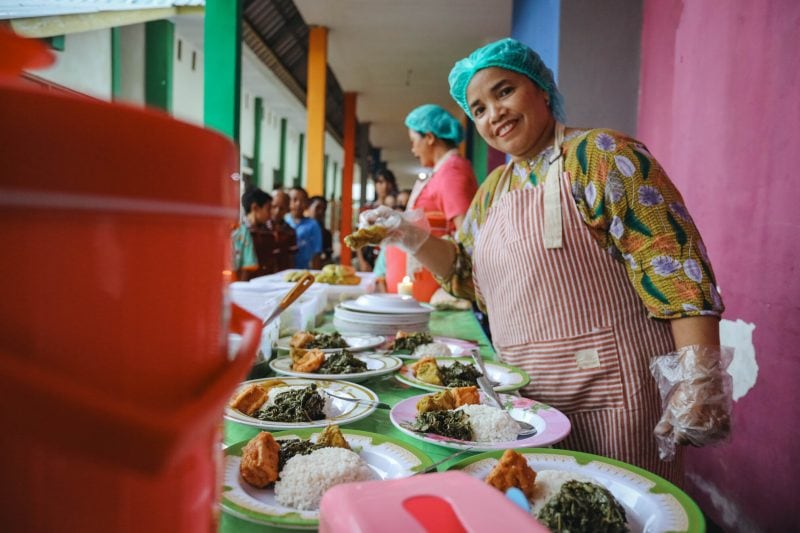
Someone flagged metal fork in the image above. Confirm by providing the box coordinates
[323,389,391,410]
[411,447,476,475]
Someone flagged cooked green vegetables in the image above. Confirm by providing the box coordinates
[306,332,348,349]
[537,480,628,533]
[391,332,434,353]
[411,409,472,441]
[277,439,323,471]
[317,350,368,374]
[440,361,483,387]
[256,385,326,423]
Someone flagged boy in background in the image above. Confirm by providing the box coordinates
[285,186,322,269]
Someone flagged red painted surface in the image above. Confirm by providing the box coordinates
[638,1,800,530]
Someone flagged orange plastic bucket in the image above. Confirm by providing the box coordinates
[0,75,259,532]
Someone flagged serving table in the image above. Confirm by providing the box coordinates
[221,309,494,532]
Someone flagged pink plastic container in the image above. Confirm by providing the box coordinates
[319,471,549,532]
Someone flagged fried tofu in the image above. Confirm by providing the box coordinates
[412,357,443,386]
[485,449,537,501]
[343,225,388,250]
[316,425,351,450]
[290,331,316,349]
[239,432,280,488]
[416,390,456,414]
[451,386,480,407]
[229,383,268,416]
[292,348,326,373]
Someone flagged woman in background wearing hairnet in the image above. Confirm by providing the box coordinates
[362,39,731,484]
[404,104,477,232]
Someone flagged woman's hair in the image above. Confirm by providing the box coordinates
[241,186,272,213]
[448,38,565,123]
[375,169,399,194]
[404,104,464,145]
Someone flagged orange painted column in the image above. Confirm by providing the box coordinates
[305,26,327,196]
[340,92,357,266]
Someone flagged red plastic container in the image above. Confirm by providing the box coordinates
[0,70,259,531]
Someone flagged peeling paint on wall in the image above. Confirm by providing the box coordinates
[719,319,757,401]
[686,472,763,533]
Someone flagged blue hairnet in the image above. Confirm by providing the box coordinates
[448,38,565,123]
[404,104,464,144]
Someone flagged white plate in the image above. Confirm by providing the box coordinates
[225,378,379,430]
[340,294,433,315]
[269,352,403,382]
[274,334,386,353]
[395,357,530,393]
[389,392,571,452]
[449,449,703,533]
[221,428,433,529]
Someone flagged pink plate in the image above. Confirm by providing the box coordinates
[389,392,571,452]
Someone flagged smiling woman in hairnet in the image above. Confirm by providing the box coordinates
[361,38,731,484]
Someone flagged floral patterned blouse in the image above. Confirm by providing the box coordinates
[438,128,724,320]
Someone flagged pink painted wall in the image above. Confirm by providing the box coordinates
[638,1,800,530]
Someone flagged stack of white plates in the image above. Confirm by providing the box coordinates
[333,294,433,336]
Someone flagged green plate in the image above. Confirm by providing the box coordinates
[448,448,705,533]
[221,428,433,530]
[395,357,530,393]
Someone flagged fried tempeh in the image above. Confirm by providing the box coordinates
[290,331,316,349]
[485,449,537,500]
[230,383,268,416]
[416,390,456,414]
[239,432,280,488]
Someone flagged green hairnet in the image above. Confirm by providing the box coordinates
[448,38,565,123]
[404,104,464,144]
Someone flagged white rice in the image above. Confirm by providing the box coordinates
[529,469,596,515]
[266,385,332,416]
[412,342,452,357]
[274,447,375,510]
[456,404,519,442]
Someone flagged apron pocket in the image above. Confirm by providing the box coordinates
[499,326,626,412]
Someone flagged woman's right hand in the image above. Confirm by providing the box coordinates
[359,206,431,254]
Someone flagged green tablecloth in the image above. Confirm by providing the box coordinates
[221,310,494,532]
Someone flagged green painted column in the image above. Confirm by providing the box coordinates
[144,20,173,112]
[295,133,305,187]
[252,97,264,186]
[110,27,121,100]
[470,127,489,185]
[332,161,338,200]
[277,118,287,188]
[323,153,329,196]
[203,0,242,141]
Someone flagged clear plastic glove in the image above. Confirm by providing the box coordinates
[358,205,431,254]
[650,345,734,461]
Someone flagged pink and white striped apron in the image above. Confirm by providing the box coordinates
[473,125,683,483]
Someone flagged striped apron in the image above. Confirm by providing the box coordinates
[472,125,683,483]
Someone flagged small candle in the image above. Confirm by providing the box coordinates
[397,275,414,296]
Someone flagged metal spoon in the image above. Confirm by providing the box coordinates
[471,352,537,436]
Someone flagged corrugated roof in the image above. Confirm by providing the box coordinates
[0,1,204,20]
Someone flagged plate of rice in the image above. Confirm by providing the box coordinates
[274,333,386,353]
[395,356,530,393]
[390,335,479,359]
[221,428,433,529]
[448,448,704,533]
[389,392,571,452]
[225,377,379,430]
[269,351,403,382]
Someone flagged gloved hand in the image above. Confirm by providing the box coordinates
[358,205,431,254]
[650,345,734,461]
